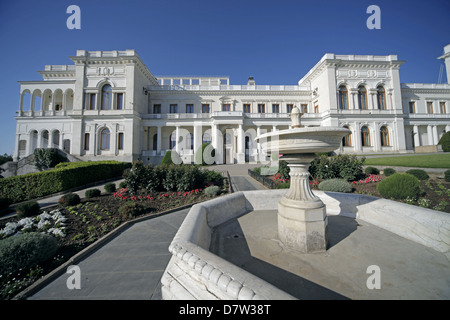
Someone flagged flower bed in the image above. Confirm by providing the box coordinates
[0,183,227,300]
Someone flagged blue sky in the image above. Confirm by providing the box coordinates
[0,0,449,155]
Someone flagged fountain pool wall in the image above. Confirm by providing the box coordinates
[161,190,450,300]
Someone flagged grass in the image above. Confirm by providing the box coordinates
[364,153,450,169]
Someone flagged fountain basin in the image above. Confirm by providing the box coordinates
[161,190,450,300]
[256,126,351,155]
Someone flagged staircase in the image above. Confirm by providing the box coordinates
[0,149,82,178]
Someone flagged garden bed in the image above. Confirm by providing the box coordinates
[0,184,228,300]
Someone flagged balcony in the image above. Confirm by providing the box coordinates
[148,84,308,92]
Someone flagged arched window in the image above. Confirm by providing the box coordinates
[377,86,386,110]
[169,134,176,150]
[342,126,352,147]
[101,84,112,110]
[358,85,367,110]
[202,133,211,144]
[361,126,371,147]
[338,85,348,110]
[100,128,110,150]
[380,126,390,146]
[187,133,193,150]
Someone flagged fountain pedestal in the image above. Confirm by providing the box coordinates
[277,154,327,253]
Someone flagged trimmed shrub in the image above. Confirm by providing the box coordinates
[0,232,59,275]
[445,169,450,182]
[318,179,352,193]
[365,166,380,175]
[16,200,40,218]
[438,131,450,152]
[58,193,81,207]
[85,188,101,198]
[405,169,429,181]
[377,173,422,200]
[104,183,116,193]
[204,185,221,196]
[0,161,129,204]
[118,201,145,218]
[383,168,396,177]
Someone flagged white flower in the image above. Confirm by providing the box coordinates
[37,219,51,230]
[48,228,65,237]
[17,218,34,230]
[0,222,19,237]
[38,212,52,221]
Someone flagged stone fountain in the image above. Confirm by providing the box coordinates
[161,106,450,300]
[255,106,350,253]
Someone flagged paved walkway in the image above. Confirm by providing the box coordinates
[23,164,263,300]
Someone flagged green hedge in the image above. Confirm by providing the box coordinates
[0,161,129,204]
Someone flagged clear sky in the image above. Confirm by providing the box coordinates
[0,0,449,155]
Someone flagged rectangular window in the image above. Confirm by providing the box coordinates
[427,102,434,114]
[153,104,161,114]
[186,104,194,113]
[258,104,265,113]
[300,104,308,113]
[287,104,294,113]
[409,101,415,113]
[440,102,446,114]
[243,104,251,113]
[116,93,123,110]
[84,133,89,151]
[222,104,231,111]
[272,104,280,113]
[118,132,124,150]
[88,93,96,110]
[202,104,210,113]
[314,103,319,113]
[170,104,178,113]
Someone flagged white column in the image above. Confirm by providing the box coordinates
[413,125,420,148]
[49,131,54,148]
[354,123,362,152]
[194,125,201,152]
[427,125,434,146]
[374,124,381,152]
[157,126,161,154]
[175,126,181,154]
[37,131,42,149]
[237,124,245,164]
[432,125,439,145]
[13,133,20,161]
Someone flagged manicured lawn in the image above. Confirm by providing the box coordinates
[364,153,450,169]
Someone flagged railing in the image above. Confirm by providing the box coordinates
[148,84,308,91]
[406,113,450,119]
[401,83,450,89]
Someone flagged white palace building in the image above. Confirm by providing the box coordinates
[12,45,450,165]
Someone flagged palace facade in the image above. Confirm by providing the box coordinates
[13,45,450,165]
